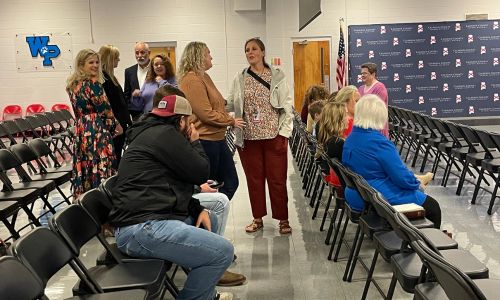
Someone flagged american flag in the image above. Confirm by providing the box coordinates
[336,25,347,90]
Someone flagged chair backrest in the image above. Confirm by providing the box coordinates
[3,105,22,121]
[457,125,483,152]
[443,120,467,148]
[410,239,485,300]
[0,120,21,144]
[26,104,45,116]
[324,156,347,190]
[489,132,500,152]
[51,103,70,112]
[330,158,356,190]
[394,212,440,253]
[49,204,101,256]
[99,175,118,204]
[0,256,44,299]
[28,138,61,168]
[79,189,112,226]
[0,148,23,172]
[9,143,39,165]
[371,192,412,243]
[474,129,497,159]
[13,118,34,138]
[59,109,75,125]
[11,227,74,287]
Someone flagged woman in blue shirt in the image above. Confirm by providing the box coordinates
[342,94,441,228]
[131,54,177,114]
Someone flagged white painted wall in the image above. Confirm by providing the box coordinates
[0,0,265,114]
[2,0,500,114]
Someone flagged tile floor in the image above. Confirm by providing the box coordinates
[4,133,500,299]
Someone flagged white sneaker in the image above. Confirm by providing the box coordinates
[215,292,233,300]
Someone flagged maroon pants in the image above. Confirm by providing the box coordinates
[237,135,289,220]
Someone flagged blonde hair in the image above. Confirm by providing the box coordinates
[334,85,358,105]
[98,45,120,85]
[178,41,208,79]
[318,102,347,147]
[66,49,103,91]
[354,94,388,130]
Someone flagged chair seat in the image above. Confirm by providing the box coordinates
[451,147,473,160]
[414,282,447,300]
[30,171,71,185]
[414,278,500,300]
[410,218,434,229]
[437,141,454,153]
[359,213,388,237]
[0,200,21,216]
[67,289,148,300]
[481,158,500,173]
[391,249,488,293]
[96,243,173,271]
[419,228,458,250]
[11,180,56,194]
[45,164,73,173]
[74,259,167,298]
[466,152,500,165]
[374,231,402,261]
[0,188,40,202]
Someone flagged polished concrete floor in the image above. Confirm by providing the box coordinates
[4,136,500,299]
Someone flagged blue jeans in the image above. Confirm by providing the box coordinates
[200,140,239,200]
[193,192,230,236]
[115,217,234,300]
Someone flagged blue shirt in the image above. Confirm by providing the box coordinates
[130,77,177,113]
[342,126,426,212]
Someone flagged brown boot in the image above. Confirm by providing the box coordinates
[217,270,246,286]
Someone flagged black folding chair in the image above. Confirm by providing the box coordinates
[11,228,148,299]
[49,204,169,299]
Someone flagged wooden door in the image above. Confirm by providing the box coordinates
[292,40,330,112]
[149,47,176,72]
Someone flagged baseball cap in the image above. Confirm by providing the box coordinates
[151,95,192,117]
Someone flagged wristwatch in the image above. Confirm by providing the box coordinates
[203,208,211,215]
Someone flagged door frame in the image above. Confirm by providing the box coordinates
[290,36,333,93]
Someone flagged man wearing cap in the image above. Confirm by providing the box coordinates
[109,85,243,300]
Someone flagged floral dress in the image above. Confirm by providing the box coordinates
[68,79,117,199]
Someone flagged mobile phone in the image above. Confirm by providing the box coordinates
[208,180,224,189]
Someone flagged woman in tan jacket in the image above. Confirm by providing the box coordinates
[178,42,245,200]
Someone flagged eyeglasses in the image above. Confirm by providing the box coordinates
[135,50,148,55]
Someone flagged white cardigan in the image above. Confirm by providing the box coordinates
[226,66,294,147]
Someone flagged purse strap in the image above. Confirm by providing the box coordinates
[247,68,270,90]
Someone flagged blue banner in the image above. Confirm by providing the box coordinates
[348,20,500,117]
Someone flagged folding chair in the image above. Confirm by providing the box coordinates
[11,228,148,299]
[49,205,169,298]
[2,105,22,121]
[412,239,499,300]
[26,104,45,116]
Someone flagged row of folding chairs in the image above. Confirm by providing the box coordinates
[0,182,179,299]
[0,138,73,243]
[289,112,497,299]
[389,105,500,215]
[0,109,75,162]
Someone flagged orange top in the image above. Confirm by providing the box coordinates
[180,72,235,140]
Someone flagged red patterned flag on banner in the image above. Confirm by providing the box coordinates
[336,25,347,90]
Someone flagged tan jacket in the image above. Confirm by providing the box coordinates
[179,72,235,141]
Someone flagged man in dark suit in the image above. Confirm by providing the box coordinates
[124,42,151,121]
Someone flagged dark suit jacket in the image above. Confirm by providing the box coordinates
[102,71,132,129]
[124,64,139,106]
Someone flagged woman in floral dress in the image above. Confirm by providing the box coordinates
[66,48,122,199]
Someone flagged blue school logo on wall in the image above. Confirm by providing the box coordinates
[26,36,61,66]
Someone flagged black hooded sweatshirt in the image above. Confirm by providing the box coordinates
[108,114,208,227]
